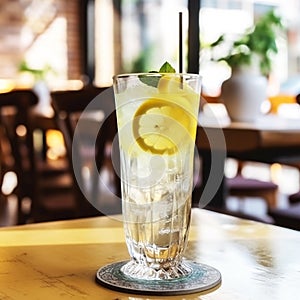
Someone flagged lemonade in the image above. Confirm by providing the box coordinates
[113,73,201,280]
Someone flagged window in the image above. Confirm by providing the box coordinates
[0,0,83,90]
[199,0,294,96]
[94,0,188,86]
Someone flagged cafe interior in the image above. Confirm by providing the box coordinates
[1,0,300,299]
[0,0,300,228]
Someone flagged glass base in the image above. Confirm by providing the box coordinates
[120,259,192,280]
[95,260,221,296]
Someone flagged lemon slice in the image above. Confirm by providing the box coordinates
[133,98,196,154]
[157,75,182,93]
[157,75,199,116]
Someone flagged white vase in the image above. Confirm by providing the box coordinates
[221,67,268,122]
[33,80,54,117]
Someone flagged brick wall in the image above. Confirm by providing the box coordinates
[0,0,84,81]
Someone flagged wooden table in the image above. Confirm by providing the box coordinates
[0,208,299,299]
[195,112,300,208]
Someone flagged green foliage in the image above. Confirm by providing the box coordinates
[139,61,176,87]
[19,60,54,81]
[205,9,284,76]
[158,61,176,73]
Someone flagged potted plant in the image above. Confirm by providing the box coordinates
[204,9,284,122]
[18,60,55,117]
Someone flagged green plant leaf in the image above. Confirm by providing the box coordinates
[139,61,176,87]
[209,35,225,48]
[139,72,160,88]
[205,9,284,76]
[159,61,176,73]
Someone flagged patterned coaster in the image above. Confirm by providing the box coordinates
[95,260,221,296]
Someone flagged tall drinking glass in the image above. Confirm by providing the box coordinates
[113,73,201,280]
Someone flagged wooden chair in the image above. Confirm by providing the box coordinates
[0,89,38,224]
[27,99,81,222]
[50,85,121,218]
[0,89,75,224]
[200,94,279,209]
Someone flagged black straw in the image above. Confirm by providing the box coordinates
[179,12,183,73]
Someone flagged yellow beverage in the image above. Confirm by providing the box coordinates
[113,73,201,280]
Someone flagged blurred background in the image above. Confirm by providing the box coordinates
[1,0,300,226]
[0,0,299,93]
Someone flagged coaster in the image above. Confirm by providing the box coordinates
[95,260,221,296]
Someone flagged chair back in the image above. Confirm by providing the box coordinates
[296,93,300,105]
[0,89,38,223]
[51,85,121,216]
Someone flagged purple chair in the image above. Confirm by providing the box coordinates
[268,202,300,230]
[227,174,278,209]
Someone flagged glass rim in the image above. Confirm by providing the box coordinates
[113,73,201,80]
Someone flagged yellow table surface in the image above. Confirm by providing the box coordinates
[0,208,299,299]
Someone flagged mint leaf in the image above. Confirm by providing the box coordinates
[139,72,160,88]
[159,61,176,73]
[139,62,176,87]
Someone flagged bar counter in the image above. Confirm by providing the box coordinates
[0,208,299,299]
